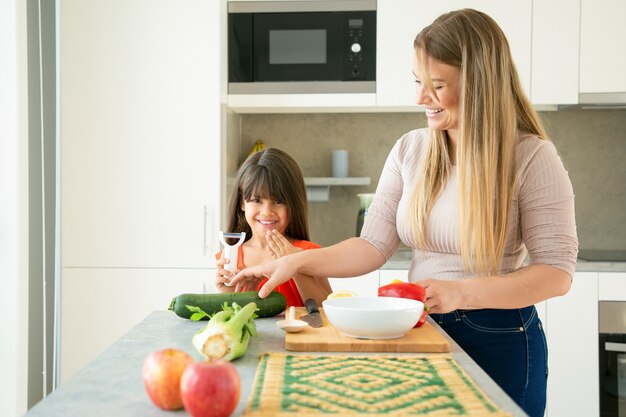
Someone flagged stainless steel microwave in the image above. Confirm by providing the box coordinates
[227,1,376,94]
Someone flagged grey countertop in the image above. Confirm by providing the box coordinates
[384,250,626,272]
[26,311,528,417]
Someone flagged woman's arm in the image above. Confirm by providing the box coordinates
[292,272,333,305]
[421,264,572,313]
[230,237,386,298]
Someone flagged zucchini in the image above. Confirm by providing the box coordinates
[169,291,286,319]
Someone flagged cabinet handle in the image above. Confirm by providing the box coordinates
[605,342,626,353]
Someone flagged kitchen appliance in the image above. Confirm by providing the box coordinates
[285,307,450,352]
[228,0,376,94]
[599,301,626,416]
[219,231,246,286]
[300,298,323,327]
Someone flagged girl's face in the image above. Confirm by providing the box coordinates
[242,195,289,239]
[412,52,461,141]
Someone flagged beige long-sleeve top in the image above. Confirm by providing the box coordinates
[361,128,578,281]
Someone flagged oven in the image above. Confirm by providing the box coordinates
[600,301,626,416]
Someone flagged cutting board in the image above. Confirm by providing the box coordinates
[284,307,450,352]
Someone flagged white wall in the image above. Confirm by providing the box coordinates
[0,1,30,416]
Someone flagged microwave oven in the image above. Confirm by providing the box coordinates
[228,0,376,94]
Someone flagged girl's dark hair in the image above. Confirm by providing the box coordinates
[226,148,310,242]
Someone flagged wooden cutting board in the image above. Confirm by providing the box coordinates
[284,307,450,352]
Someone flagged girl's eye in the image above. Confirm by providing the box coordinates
[434,85,443,90]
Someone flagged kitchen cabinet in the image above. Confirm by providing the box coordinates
[329,271,379,296]
[376,0,532,108]
[59,0,224,382]
[60,268,215,383]
[579,0,626,97]
[598,272,626,301]
[545,272,599,417]
[379,268,409,286]
[531,0,580,105]
[61,0,223,268]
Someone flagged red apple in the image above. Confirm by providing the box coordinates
[142,348,194,410]
[181,360,240,417]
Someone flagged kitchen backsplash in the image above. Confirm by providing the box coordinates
[236,109,626,251]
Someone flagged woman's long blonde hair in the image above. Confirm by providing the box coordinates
[410,9,547,275]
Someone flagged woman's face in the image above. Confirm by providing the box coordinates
[412,51,461,139]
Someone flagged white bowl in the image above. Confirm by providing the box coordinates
[322,296,424,339]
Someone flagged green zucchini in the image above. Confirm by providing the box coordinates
[169,291,286,319]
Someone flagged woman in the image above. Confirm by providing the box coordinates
[231,9,577,417]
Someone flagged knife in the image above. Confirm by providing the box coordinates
[300,298,323,328]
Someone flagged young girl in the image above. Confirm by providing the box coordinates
[215,148,331,306]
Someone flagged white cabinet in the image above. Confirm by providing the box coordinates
[379,269,409,286]
[531,0,580,105]
[329,271,379,296]
[598,272,626,301]
[60,268,215,383]
[59,0,224,383]
[60,0,223,269]
[545,272,599,417]
[580,0,626,95]
[376,0,532,107]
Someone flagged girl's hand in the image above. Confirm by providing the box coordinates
[216,256,263,293]
[215,257,235,293]
[265,230,303,259]
[419,278,467,314]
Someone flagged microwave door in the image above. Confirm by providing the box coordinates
[254,13,342,82]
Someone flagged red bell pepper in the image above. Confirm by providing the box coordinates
[378,281,428,327]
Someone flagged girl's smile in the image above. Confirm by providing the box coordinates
[242,196,289,240]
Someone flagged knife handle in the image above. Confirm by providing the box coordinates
[304,298,319,314]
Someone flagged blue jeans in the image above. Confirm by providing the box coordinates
[430,306,548,417]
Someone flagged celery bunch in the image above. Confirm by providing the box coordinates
[187,302,258,361]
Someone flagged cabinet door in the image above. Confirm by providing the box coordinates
[377,0,532,107]
[329,271,379,296]
[580,0,626,94]
[545,272,599,417]
[598,272,626,301]
[60,267,215,384]
[60,0,222,269]
[379,269,409,286]
[531,0,580,105]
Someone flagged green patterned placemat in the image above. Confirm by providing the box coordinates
[244,353,513,417]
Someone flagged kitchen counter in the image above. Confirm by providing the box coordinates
[384,250,626,272]
[26,311,528,417]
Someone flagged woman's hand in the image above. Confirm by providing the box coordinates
[265,230,302,259]
[215,256,262,293]
[419,278,467,314]
[230,254,300,298]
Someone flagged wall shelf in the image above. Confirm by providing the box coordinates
[304,177,371,202]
